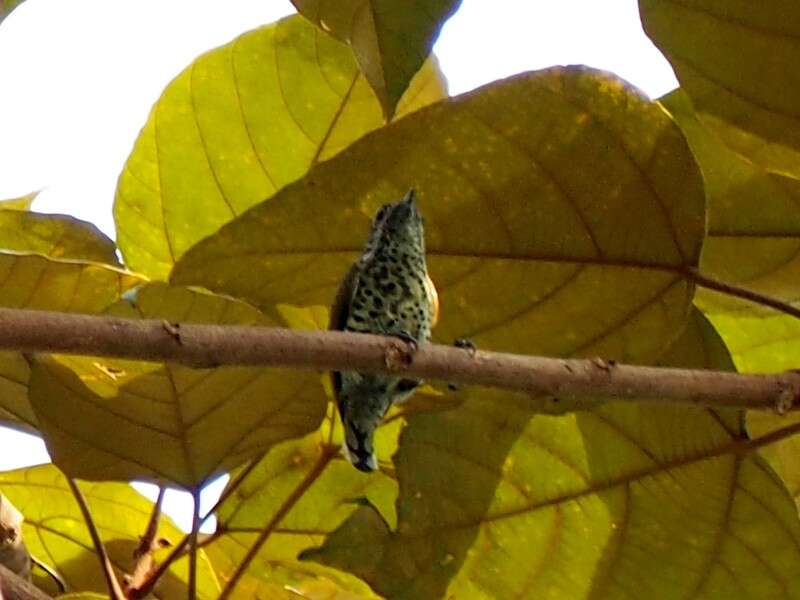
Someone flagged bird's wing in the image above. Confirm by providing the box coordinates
[329,262,360,396]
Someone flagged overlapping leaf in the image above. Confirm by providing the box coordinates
[28,283,327,488]
[0,191,36,211]
[173,66,704,364]
[640,0,800,175]
[304,311,800,599]
[0,254,140,432]
[204,425,393,598]
[292,0,461,119]
[662,90,800,315]
[114,14,446,280]
[0,464,219,598]
[0,211,118,265]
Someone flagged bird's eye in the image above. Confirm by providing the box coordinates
[374,205,390,222]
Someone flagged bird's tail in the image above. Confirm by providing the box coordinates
[342,418,378,472]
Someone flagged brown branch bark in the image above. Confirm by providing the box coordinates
[0,306,798,412]
[0,564,51,600]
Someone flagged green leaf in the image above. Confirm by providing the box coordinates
[114,14,446,281]
[0,255,141,433]
[28,283,327,488]
[291,0,461,119]
[661,90,800,315]
[640,0,800,172]
[0,191,37,211]
[0,464,219,598]
[305,311,800,599]
[173,66,704,364]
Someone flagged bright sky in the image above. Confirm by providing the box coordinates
[0,0,677,530]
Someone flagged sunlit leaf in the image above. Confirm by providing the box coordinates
[704,312,800,375]
[29,283,327,488]
[662,90,800,315]
[204,428,393,599]
[0,191,37,211]
[292,0,460,119]
[0,464,219,598]
[0,212,119,265]
[0,255,140,433]
[114,14,446,281]
[305,311,800,599]
[640,0,800,174]
[174,66,704,365]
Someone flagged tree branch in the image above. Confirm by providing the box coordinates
[66,479,125,600]
[0,564,52,600]
[0,306,798,412]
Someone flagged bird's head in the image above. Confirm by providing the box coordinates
[366,189,425,252]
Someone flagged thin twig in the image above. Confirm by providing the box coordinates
[0,563,52,600]
[2,306,800,411]
[66,479,125,600]
[129,459,261,599]
[217,447,337,600]
[126,486,165,593]
[686,267,800,320]
[188,488,200,600]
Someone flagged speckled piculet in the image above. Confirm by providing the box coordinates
[329,189,439,472]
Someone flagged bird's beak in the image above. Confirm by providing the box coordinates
[402,188,416,206]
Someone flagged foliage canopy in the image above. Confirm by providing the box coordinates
[2,1,800,598]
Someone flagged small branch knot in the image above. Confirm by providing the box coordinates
[775,387,796,415]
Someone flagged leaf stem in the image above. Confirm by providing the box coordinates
[129,460,261,599]
[66,478,125,600]
[216,447,337,600]
[686,267,800,319]
[188,488,200,600]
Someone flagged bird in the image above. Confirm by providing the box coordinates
[329,189,439,472]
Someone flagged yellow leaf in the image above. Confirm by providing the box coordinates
[28,283,327,488]
[291,0,460,119]
[304,311,800,599]
[0,191,37,211]
[0,255,141,433]
[0,464,219,598]
[173,66,705,364]
[641,0,800,173]
[114,14,446,280]
[662,90,800,315]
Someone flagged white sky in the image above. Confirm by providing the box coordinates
[0,0,677,530]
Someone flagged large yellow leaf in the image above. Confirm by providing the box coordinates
[303,311,800,599]
[662,90,800,314]
[0,464,219,599]
[173,66,704,363]
[28,283,327,488]
[114,14,446,281]
[291,0,461,119]
[0,255,140,433]
[640,0,800,173]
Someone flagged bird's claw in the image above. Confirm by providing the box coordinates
[454,337,477,356]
